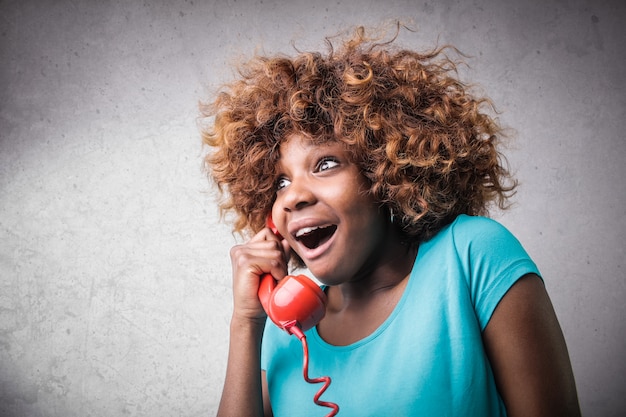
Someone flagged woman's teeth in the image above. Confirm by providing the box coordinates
[295,225,337,250]
[296,226,320,238]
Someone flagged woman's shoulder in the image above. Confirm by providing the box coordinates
[452,213,506,229]
[443,214,513,241]
[441,214,525,256]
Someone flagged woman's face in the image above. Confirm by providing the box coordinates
[271,134,389,285]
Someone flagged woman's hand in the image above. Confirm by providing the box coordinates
[216,226,289,417]
[229,226,291,323]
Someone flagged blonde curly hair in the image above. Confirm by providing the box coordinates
[201,25,516,243]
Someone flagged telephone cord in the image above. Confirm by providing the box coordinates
[287,324,340,416]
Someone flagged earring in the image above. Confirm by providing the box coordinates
[389,207,395,224]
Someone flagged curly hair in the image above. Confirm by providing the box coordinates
[201,25,516,242]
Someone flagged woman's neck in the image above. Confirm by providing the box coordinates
[317,238,417,345]
[327,234,418,312]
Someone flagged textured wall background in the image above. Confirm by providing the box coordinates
[1,0,624,416]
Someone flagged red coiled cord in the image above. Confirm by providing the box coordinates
[286,322,339,416]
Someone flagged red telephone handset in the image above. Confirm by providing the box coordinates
[257,217,327,333]
[258,217,339,416]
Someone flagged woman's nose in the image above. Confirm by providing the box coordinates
[280,178,317,212]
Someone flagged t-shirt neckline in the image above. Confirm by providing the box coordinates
[309,246,423,351]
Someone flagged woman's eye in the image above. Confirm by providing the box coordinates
[317,157,339,172]
[276,177,291,191]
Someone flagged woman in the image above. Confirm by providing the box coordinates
[202,25,581,417]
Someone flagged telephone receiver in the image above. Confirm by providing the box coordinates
[257,216,327,333]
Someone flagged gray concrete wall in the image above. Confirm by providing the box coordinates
[1,0,624,416]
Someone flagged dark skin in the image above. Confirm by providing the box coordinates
[315,245,417,346]
[217,136,581,417]
[482,273,581,416]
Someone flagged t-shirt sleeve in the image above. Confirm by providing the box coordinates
[452,216,541,331]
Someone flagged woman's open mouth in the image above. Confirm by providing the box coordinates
[295,224,337,250]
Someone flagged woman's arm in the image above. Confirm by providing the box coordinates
[216,228,287,417]
[216,317,266,417]
[482,273,581,417]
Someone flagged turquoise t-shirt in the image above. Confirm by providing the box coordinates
[261,215,540,416]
